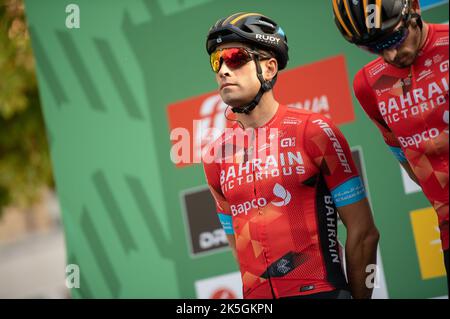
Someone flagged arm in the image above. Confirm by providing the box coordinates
[304,112,380,299]
[400,161,420,185]
[338,198,379,299]
[226,234,239,263]
[203,157,239,265]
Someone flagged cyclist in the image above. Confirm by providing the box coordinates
[332,0,449,289]
[202,12,380,299]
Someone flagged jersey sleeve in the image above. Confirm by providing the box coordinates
[304,113,367,208]
[202,160,234,235]
[353,69,407,163]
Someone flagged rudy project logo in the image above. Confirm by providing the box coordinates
[167,55,356,168]
[255,33,280,45]
[230,183,291,216]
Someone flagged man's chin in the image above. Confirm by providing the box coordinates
[391,54,416,68]
[221,96,250,108]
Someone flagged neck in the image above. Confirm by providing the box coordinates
[234,91,279,129]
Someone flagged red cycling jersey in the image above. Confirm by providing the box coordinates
[203,104,367,299]
[353,23,449,251]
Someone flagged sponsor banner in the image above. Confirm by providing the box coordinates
[167,55,355,168]
[180,186,228,256]
[274,55,355,124]
[410,207,446,279]
[195,272,243,299]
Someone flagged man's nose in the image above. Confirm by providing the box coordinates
[218,60,231,77]
[382,48,398,62]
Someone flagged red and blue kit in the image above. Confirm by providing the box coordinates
[203,104,367,299]
[353,24,449,251]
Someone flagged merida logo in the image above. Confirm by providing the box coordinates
[230,184,291,216]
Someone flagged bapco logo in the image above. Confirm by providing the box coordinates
[230,184,291,216]
[271,183,291,207]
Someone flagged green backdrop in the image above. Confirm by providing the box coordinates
[24,0,449,298]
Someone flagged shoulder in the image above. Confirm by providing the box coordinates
[284,105,315,120]
[430,23,449,34]
[428,23,449,48]
[353,57,386,88]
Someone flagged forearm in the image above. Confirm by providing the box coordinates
[345,229,379,299]
[226,234,240,266]
[400,161,420,185]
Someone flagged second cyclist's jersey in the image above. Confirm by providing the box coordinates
[203,104,367,299]
[353,23,449,251]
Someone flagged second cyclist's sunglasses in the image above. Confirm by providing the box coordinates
[210,47,272,73]
[358,24,410,54]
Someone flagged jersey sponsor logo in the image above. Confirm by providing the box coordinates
[398,128,440,148]
[220,151,306,193]
[331,176,366,207]
[271,183,292,207]
[280,137,295,148]
[230,183,291,216]
[433,36,449,47]
[425,59,433,68]
[416,69,434,82]
[368,62,388,77]
[378,77,448,124]
[311,119,352,173]
[282,117,302,125]
[324,195,340,263]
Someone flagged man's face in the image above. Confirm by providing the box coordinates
[378,21,422,68]
[212,42,266,107]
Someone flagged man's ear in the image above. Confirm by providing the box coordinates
[264,58,278,81]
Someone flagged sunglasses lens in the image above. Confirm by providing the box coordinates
[362,27,409,54]
[222,48,250,69]
[210,48,251,73]
[210,50,221,72]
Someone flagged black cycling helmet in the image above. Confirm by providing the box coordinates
[332,0,419,45]
[205,12,289,115]
[206,12,289,70]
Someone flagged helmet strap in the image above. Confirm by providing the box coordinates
[231,55,275,115]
